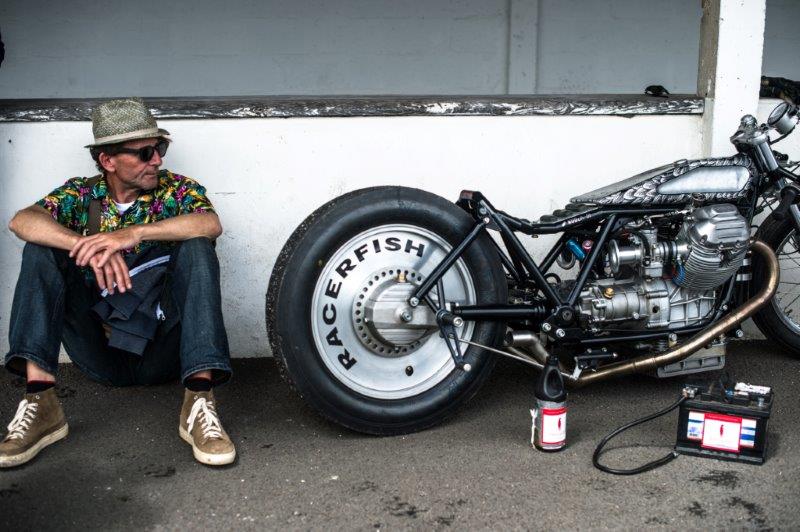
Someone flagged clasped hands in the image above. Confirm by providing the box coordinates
[69,226,143,295]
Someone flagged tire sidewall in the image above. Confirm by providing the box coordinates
[753,214,800,356]
[271,187,507,433]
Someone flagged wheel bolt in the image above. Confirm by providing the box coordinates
[405,366,414,376]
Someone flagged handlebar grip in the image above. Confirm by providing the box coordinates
[774,186,800,220]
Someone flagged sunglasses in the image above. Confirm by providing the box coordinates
[115,139,169,162]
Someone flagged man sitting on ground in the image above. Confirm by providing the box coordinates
[2,98,236,467]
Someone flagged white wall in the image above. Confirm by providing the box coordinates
[698,0,767,157]
[1,114,704,357]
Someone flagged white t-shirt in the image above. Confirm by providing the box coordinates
[114,201,134,214]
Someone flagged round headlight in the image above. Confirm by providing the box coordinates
[767,102,798,135]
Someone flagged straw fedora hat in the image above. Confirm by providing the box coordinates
[85,97,170,148]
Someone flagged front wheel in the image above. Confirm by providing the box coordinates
[267,186,508,434]
[752,213,800,357]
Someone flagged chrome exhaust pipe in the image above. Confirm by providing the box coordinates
[505,330,549,365]
[508,240,779,387]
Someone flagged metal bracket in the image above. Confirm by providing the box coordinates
[573,347,618,370]
[436,307,470,371]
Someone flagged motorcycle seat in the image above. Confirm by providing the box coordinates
[536,202,598,224]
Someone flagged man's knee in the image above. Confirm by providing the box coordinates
[172,237,218,276]
[175,237,216,262]
[21,242,58,267]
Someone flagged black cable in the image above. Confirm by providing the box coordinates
[593,395,686,475]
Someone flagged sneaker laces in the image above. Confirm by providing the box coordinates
[6,399,39,440]
[186,397,223,441]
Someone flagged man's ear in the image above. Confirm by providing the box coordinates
[98,152,115,173]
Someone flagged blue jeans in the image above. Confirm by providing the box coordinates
[5,238,231,386]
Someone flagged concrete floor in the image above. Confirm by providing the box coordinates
[0,340,797,530]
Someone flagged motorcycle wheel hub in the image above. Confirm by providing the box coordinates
[353,268,436,357]
[310,224,476,400]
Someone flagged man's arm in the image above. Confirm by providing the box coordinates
[8,205,81,250]
[137,211,223,242]
[71,212,223,267]
[9,204,133,294]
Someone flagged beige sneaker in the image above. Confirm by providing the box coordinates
[178,390,236,466]
[0,388,68,468]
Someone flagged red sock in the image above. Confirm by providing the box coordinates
[27,380,55,394]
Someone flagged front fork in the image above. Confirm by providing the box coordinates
[790,204,800,233]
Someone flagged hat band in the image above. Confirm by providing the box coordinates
[93,127,161,145]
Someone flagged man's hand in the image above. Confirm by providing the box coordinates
[89,252,132,294]
[70,232,134,293]
[70,226,142,268]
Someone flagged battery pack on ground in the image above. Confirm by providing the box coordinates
[675,382,773,465]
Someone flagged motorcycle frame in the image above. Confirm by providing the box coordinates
[410,158,800,350]
[409,192,732,348]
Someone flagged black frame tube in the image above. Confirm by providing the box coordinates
[487,204,563,305]
[452,304,547,320]
[538,234,568,273]
[578,326,705,346]
[489,237,522,283]
[411,220,486,302]
[567,215,616,306]
[500,231,530,281]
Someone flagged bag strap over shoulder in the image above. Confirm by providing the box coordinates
[85,175,103,236]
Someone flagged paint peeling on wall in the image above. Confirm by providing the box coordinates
[0,95,703,122]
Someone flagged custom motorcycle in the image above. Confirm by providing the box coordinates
[267,102,800,435]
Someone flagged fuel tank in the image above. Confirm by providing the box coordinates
[571,155,754,206]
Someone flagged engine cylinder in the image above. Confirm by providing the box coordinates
[678,204,749,291]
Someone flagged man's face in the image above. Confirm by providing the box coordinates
[106,137,163,191]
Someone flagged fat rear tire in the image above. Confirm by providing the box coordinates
[267,186,507,435]
[752,214,800,357]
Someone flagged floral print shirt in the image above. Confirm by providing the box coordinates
[36,169,215,259]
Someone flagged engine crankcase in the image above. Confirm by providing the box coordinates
[579,278,715,329]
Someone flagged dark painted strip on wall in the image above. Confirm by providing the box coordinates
[0,95,703,122]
